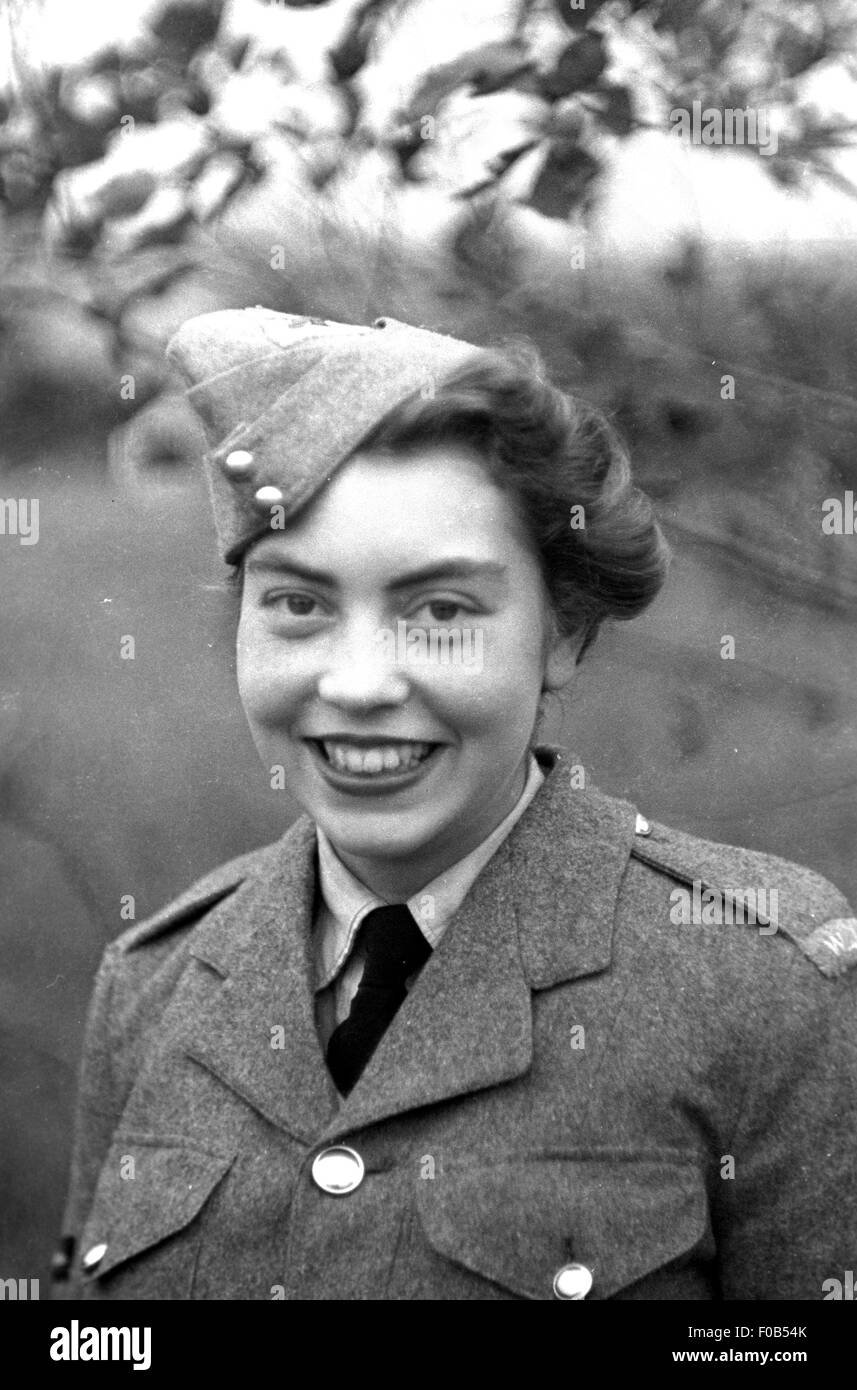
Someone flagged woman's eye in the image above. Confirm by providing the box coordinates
[285,594,317,616]
[263,591,321,617]
[418,600,463,623]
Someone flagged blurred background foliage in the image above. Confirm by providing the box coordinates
[1,0,857,1283]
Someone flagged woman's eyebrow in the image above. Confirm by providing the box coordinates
[387,560,507,590]
[245,556,335,584]
[245,556,508,588]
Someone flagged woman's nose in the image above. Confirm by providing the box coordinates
[316,623,409,709]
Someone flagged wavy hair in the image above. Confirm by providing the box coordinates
[356,342,671,661]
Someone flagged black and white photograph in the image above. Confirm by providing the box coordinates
[2,0,856,1351]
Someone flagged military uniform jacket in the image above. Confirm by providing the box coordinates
[56,751,857,1301]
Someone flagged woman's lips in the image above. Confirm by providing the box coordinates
[319,739,433,774]
[304,738,443,792]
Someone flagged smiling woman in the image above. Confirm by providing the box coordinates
[53,308,857,1302]
[236,442,580,898]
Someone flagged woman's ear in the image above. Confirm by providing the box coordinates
[542,623,586,692]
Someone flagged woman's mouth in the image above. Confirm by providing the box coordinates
[314,739,436,776]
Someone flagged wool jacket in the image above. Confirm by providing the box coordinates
[54,750,857,1301]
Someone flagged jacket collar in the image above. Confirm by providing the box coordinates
[511,748,639,988]
[314,750,546,983]
[180,750,638,1143]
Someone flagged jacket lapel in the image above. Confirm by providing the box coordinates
[172,750,638,1146]
[320,752,639,1141]
[511,752,639,989]
[180,817,339,1144]
[319,835,533,1141]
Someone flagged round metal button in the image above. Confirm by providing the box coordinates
[311,1145,365,1195]
[82,1241,108,1271]
[553,1262,593,1300]
[50,1240,74,1280]
[635,813,652,836]
[223,449,255,475]
[254,485,284,507]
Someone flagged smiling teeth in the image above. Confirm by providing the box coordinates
[322,741,432,774]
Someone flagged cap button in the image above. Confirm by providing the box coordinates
[553,1262,593,1300]
[311,1145,365,1195]
[372,317,388,329]
[50,1236,75,1281]
[254,485,285,508]
[82,1241,108,1272]
[223,449,255,476]
[635,813,652,836]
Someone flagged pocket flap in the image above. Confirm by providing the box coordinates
[417,1153,710,1300]
[79,1138,235,1282]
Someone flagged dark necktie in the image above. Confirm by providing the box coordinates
[326,904,431,1096]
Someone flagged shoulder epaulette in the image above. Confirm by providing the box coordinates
[629,812,857,979]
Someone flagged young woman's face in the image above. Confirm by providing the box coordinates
[237,443,578,895]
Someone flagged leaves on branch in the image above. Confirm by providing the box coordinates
[551,0,609,33]
[527,137,599,218]
[774,27,828,80]
[1,0,855,418]
[403,41,534,126]
[588,83,634,136]
[149,0,226,57]
[329,0,387,81]
[541,33,607,100]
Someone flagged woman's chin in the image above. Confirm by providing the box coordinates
[317,812,445,865]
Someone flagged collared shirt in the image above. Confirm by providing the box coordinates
[313,754,546,1048]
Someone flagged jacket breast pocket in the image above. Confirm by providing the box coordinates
[414,1152,714,1301]
[76,1136,236,1300]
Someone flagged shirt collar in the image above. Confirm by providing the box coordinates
[314,753,546,990]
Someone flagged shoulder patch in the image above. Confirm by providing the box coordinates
[801,918,857,978]
[116,844,277,953]
[630,814,857,979]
